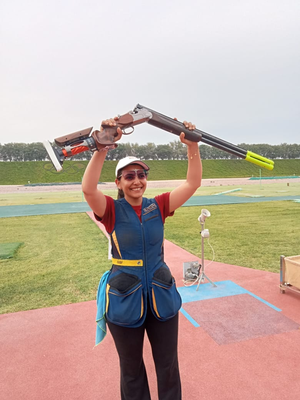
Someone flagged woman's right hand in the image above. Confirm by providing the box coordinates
[100,116,123,143]
[93,117,123,151]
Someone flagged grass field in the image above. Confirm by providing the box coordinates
[0,213,111,314]
[165,201,300,272]
[1,181,300,314]
[1,158,300,185]
[1,180,300,206]
[1,158,300,314]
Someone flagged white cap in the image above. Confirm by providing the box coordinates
[115,156,150,177]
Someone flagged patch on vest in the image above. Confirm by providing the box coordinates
[143,203,157,215]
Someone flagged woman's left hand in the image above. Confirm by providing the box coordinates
[179,121,196,146]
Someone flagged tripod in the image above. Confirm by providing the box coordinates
[196,218,217,291]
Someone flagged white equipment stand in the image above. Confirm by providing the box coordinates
[196,210,217,291]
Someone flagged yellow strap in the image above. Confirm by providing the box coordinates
[152,288,161,318]
[112,257,143,267]
[111,231,122,258]
[105,284,110,314]
[140,294,144,319]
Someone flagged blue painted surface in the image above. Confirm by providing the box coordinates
[183,195,300,207]
[180,308,200,327]
[1,194,300,218]
[249,176,299,180]
[0,202,91,218]
[244,292,281,312]
[178,280,246,302]
[178,280,281,325]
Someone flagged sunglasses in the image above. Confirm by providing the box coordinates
[118,169,149,181]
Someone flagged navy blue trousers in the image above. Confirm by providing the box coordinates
[107,305,181,400]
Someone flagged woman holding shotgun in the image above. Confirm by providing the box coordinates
[82,116,202,400]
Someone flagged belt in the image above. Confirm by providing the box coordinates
[112,258,143,267]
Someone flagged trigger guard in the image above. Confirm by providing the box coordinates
[122,126,134,135]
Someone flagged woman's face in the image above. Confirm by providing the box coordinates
[115,164,148,204]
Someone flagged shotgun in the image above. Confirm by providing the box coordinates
[43,104,274,172]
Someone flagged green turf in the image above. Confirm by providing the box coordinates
[1,199,300,314]
[164,201,300,273]
[0,242,23,259]
[1,167,300,313]
[1,158,300,185]
[0,214,110,314]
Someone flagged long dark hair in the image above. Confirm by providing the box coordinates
[117,187,124,199]
[116,172,124,199]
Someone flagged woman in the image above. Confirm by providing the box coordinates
[82,117,202,400]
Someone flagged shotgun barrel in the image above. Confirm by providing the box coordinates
[135,104,274,170]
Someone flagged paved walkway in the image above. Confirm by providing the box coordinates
[1,176,300,193]
[1,233,300,399]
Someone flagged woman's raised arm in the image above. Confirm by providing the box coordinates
[82,118,122,218]
[169,122,202,213]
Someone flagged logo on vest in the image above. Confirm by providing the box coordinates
[143,203,157,215]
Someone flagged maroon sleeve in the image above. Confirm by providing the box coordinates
[155,192,175,223]
[94,195,115,233]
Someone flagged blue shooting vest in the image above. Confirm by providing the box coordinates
[105,197,182,327]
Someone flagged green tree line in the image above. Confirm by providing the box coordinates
[0,141,299,162]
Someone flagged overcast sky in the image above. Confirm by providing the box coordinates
[1,0,299,147]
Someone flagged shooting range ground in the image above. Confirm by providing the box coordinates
[0,177,299,206]
[1,176,299,400]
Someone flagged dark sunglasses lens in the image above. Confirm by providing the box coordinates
[137,172,147,179]
[123,172,136,181]
[122,170,148,181]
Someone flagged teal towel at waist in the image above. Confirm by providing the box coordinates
[95,270,110,346]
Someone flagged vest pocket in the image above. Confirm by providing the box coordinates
[151,266,182,320]
[106,272,144,326]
